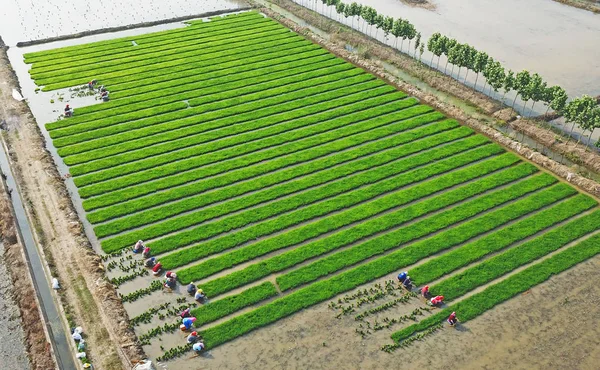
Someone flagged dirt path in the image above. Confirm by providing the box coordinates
[0,46,144,369]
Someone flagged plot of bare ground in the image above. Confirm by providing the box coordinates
[0,49,144,368]
[176,255,600,370]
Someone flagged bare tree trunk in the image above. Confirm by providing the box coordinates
[437,56,441,69]
[512,94,519,109]
[444,59,449,74]
[566,121,578,143]
[430,54,434,65]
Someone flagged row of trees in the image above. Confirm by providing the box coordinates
[292,0,600,148]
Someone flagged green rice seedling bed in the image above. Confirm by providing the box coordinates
[277,182,581,291]
[56,74,379,157]
[165,153,518,274]
[83,111,446,215]
[51,47,330,131]
[191,282,279,326]
[31,25,289,82]
[390,227,600,344]
[80,95,418,198]
[85,111,442,223]
[103,127,476,250]
[192,166,551,296]
[196,185,589,349]
[99,117,456,252]
[408,194,597,286]
[75,84,397,189]
[428,209,600,301]
[93,129,487,237]
[62,72,384,167]
[203,166,565,295]
[51,63,361,140]
[37,31,300,89]
[110,48,330,101]
[30,17,275,72]
[24,11,262,63]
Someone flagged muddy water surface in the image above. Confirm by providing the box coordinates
[352,0,600,98]
[0,0,247,46]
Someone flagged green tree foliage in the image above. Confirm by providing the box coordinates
[473,51,489,88]
[514,70,531,109]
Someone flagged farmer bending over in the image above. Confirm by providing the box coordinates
[397,271,408,283]
[430,295,444,307]
[447,312,458,326]
[187,282,197,295]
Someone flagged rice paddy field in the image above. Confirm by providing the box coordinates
[22,10,600,365]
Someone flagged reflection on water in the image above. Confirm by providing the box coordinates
[0,0,246,45]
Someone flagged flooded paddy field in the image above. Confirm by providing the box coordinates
[0,0,247,45]
[3,2,600,370]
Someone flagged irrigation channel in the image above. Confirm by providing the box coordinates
[295,0,600,146]
[0,138,76,369]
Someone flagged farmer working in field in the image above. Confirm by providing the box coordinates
[152,262,163,276]
[187,331,199,344]
[144,257,156,268]
[193,341,205,355]
[187,282,197,295]
[402,276,413,290]
[429,295,444,307]
[447,312,458,326]
[195,289,206,303]
[64,104,73,117]
[421,285,430,298]
[180,308,191,319]
[181,317,196,331]
[142,247,151,258]
[133,240,145,253]
[397,271,408,283]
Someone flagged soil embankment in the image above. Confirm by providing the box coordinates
[0,44,145,368]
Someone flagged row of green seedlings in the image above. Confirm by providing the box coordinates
[100,249,124,261]
[106,254,143,272]
[53,50,342,144]
[179,140,504,296]
[193,170,568,348]
[356,308,430,339]
[91,109,446,250]
[353,292,419,321]
[120,280,163,303]
[98,112,450,256]
[130,298,197,327]
[156,343,193,363]
[138,322,180,346]
[176,153,522,285]
[92,99,432,236]
[110,268,149,287]
[73,81,393,199]
[381,323,444,352]
[75,78,387,201]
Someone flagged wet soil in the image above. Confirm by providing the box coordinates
[168,255,600,370]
